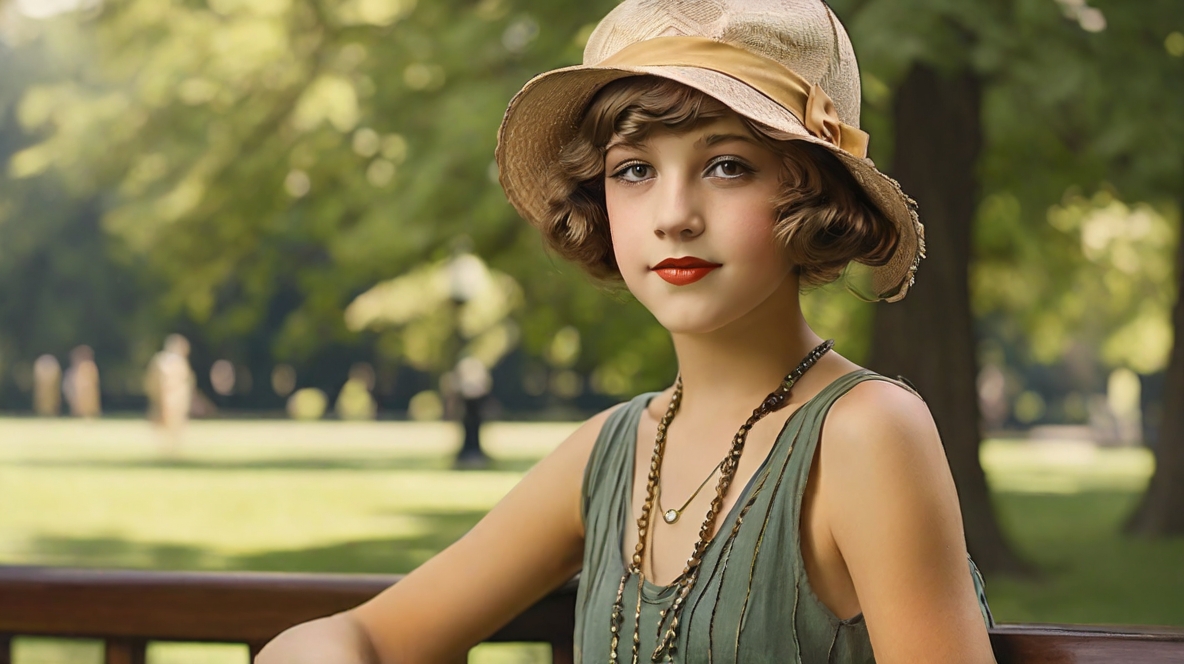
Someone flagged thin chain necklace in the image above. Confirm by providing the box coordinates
[656,460,723,525]
[608,339,834,664]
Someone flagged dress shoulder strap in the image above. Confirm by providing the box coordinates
[817,369,922,406]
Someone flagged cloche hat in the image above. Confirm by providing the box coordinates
[495,0,924,302]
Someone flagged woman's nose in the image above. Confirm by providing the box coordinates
[652,176,705,240]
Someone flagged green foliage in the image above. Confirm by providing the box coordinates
[975,190,1177,373]
[4,0,693,399]
[973,1,1184,376]
[344,253,524,372]
[3,0,1182,407]
[0,13,161,399]
[830,0,1184,385]
[12,0,891,399]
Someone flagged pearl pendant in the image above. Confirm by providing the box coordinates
[664,509,679,524]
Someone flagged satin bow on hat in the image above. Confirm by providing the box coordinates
[804,83,869,159]
[597,36,871,159]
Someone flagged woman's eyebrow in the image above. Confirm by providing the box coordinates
[604,138,644,153]
[697,132,758,148]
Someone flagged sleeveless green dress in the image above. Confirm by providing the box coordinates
[575,370,993,663]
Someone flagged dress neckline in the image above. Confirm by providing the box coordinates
[616,369,867,593]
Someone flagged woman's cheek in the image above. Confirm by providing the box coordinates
[725,206,784,268]
[606,206,650,277]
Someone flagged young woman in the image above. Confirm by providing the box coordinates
[256,1,996,662]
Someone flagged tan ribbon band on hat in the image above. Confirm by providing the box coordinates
[598,36,869,159]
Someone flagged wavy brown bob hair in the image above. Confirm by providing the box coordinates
[540,77,898,288]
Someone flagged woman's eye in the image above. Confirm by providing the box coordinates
[707,159,748,178]
[613,163,653,182]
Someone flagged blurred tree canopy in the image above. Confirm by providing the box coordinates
[833,0,1183,552]
[0,0,1179,424]
[0,9,159,403]
[830,0,1181,386]
[830,0,1182,558]
[2,0,686,406]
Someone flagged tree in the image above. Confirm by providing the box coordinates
[830,0,1072,575]
[830,0,1184,571]
[1130,231,1184,533]
[1077,2,1184,536]
[959,0,1184,535]
[866,61,1033,573]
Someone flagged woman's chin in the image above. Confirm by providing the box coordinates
[647,307,736,336]
[628,287,745,335]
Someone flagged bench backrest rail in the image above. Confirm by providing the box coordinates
[2,566,1181,664]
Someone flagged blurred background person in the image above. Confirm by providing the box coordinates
[32,353,62,417]
[335,362,378,421]
[145,334,194,454]
[61,345,100,418]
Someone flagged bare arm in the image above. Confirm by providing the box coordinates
[821,381,996,664]
[255,407,617,664]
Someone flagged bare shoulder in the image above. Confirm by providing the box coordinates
[822,377,942,470]
[819,376,955,540]
[347,403,626,663]
[818,377,995,663]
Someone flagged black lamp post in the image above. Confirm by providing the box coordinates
[448,251,492,469]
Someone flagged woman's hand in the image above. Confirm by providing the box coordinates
[254,612,378,664]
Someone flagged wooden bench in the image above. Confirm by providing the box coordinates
[1,566,1181,663]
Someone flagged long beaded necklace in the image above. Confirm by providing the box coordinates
[608,339,835,664]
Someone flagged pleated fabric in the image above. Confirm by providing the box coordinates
[574,369,993,663]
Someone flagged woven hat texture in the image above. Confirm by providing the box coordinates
[495,0,924,302]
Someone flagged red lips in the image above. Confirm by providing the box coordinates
[652,256,722,286]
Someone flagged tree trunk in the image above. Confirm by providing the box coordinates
[1125,193,1184,535]
[869,64,1028,575]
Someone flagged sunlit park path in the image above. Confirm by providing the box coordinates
[4,418,1184,664]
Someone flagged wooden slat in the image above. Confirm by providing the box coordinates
[3,566,1184,663]
[104,638,147,664]
[0,566,575,646]
[551,638,575,664]
[992,624,1184,664]
[0,567,389,643]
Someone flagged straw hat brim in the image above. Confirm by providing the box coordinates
[496,63,923,302]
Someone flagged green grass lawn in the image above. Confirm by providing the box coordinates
[3,418,1183,663]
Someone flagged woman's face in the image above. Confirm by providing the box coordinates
[604,112,793,334]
